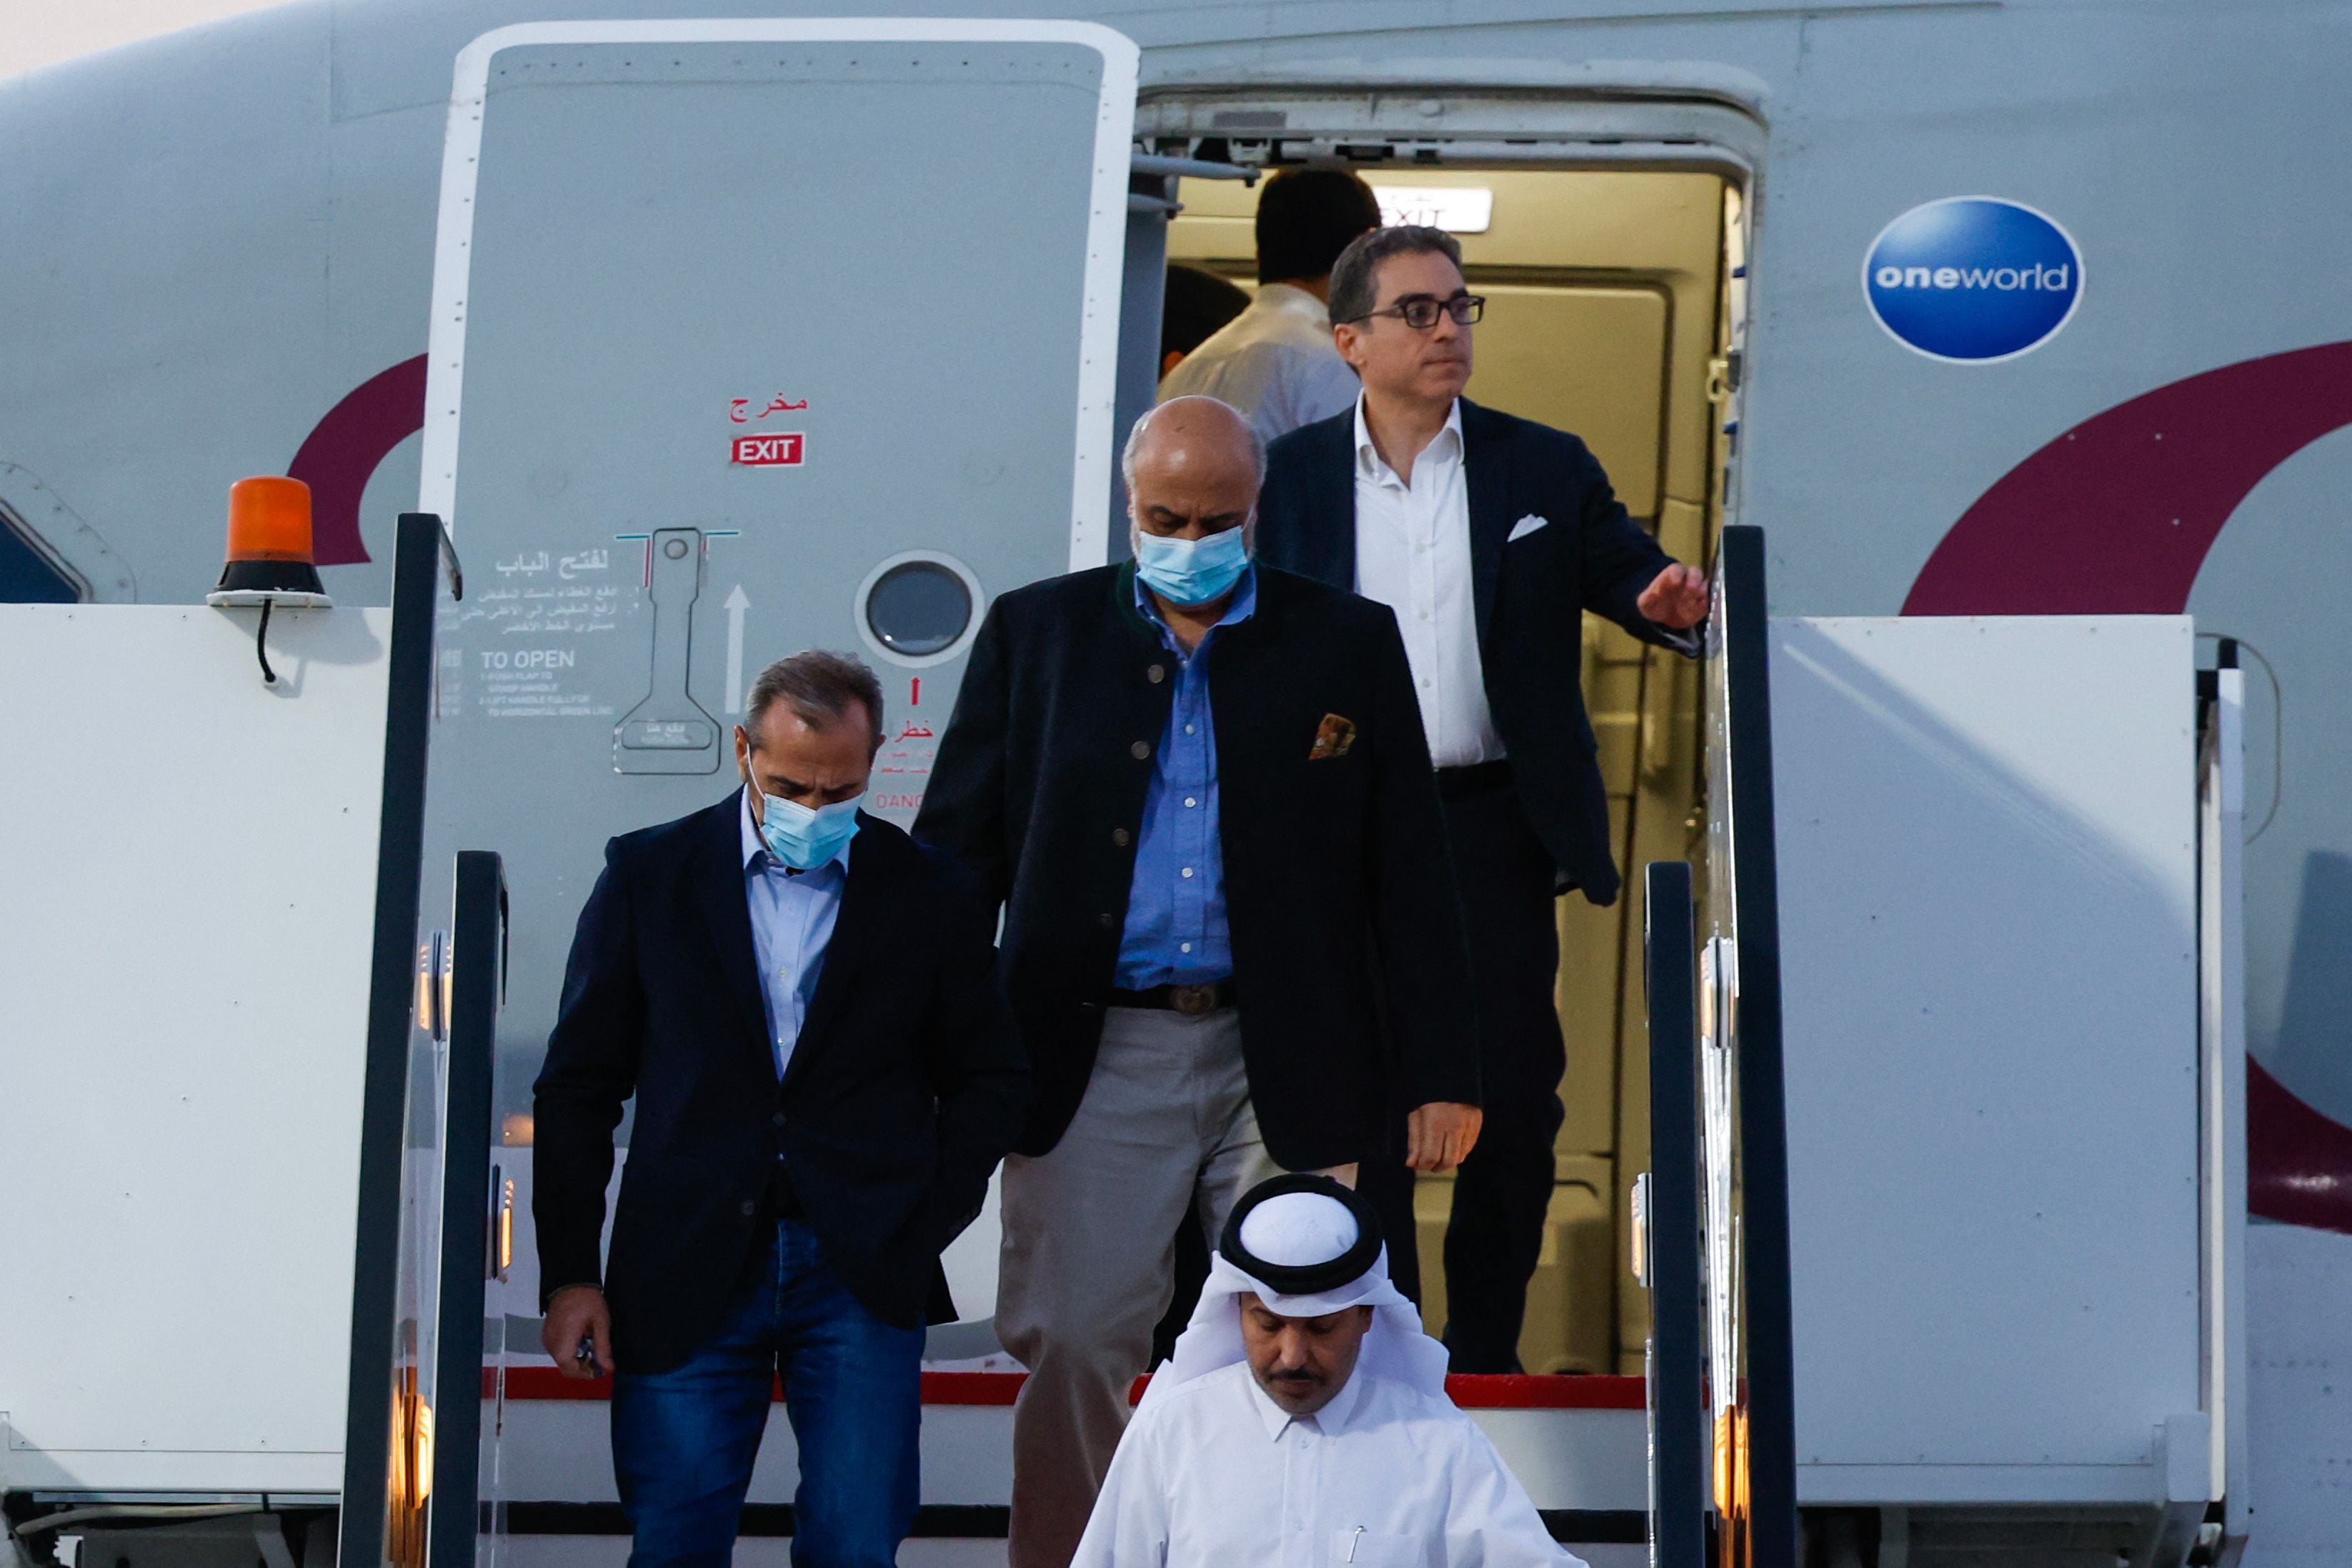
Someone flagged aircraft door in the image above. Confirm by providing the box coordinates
[395,21,1137,1557]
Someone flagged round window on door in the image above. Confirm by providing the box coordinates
[854,551,985,669]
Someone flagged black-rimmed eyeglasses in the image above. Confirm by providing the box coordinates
[1342,292,1486,330]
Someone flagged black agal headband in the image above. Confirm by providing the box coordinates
[1217,1173,1384,1296]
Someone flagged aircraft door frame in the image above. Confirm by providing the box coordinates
[1114,167,1168,542]
[1114,153,1260,545]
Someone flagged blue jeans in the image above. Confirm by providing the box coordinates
[610,1219,923,1568]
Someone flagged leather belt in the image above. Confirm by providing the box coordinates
[1110,979,1238,1016]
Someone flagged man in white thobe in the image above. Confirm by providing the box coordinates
[1072,1176,1580,1568]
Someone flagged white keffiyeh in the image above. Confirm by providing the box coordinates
[1142,1189,1450,1410]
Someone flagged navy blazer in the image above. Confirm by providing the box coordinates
[532,799,1026,1373]
[914,562,1479,1172]
[1257,399,1691,906]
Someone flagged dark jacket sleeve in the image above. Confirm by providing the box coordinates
[1255,419,1350,585]
[920,868,1030,1247]
[1563,435,1696,654]
[912,599,1014,909]
[529,841,644,1307]
[1361,602,1483,1111]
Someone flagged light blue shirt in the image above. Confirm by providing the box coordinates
[1115,564,1257,989]
[739,786,850,1081]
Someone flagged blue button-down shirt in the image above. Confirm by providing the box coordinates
[739,787,850,1082]
[1115,565,1257,988]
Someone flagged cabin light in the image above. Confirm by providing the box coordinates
[205,475,332,684]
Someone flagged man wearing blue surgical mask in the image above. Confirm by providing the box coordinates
[534,649,1026,1568]
[1125,401,1261,652]
[918,396,1481,1568]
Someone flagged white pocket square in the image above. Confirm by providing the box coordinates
[1507,514,1550,543]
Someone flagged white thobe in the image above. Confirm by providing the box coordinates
[1158,282,1362,444]
[1350,397,1504,770]
[1072,1361,1581,1568]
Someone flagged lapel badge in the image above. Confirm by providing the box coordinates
[1308,713,1357,760]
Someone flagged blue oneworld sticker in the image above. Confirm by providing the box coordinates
[1863,197,2083,363]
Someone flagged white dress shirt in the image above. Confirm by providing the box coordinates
[1158,282,1363,444]
[1073,1361,1580,1568]
[739,787,849,1082]
[1350,397,1504,769]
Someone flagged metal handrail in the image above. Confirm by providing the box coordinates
[337,512,449,1567]
[1644,860,1706,1568]
[1714,524,1798,1568]
[427,851,509,1567]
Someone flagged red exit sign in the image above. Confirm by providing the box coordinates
[732,431,805,466]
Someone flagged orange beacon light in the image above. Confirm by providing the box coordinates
[206,475,332,684]
[207,475,330,604]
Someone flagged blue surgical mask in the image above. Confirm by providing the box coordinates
[1134,523,1252,607]
[755,791,862,871]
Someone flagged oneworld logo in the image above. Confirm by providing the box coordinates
[1863,197,2083,363]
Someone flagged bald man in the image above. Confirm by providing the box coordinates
[918,396,1481,1568]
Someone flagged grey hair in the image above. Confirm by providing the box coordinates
[1328,224,1465,327]
[1120,396,1268,493]
[744,649,885,752]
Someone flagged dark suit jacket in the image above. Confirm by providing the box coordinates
[532,799,1025,1374]
[1257,399,1692,906]
[913,562,1478,1172]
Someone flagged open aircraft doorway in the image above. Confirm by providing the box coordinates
[1127,89,1789,1568]
[1165,156,1738,1384]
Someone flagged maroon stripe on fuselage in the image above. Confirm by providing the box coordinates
[288,354,428,566]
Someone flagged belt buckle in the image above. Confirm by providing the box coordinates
[1171,983,1217,1017]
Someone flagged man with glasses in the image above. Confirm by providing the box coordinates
[1256,224,1711,1373]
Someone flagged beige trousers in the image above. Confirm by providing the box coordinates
[996,1005,1352,1568]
